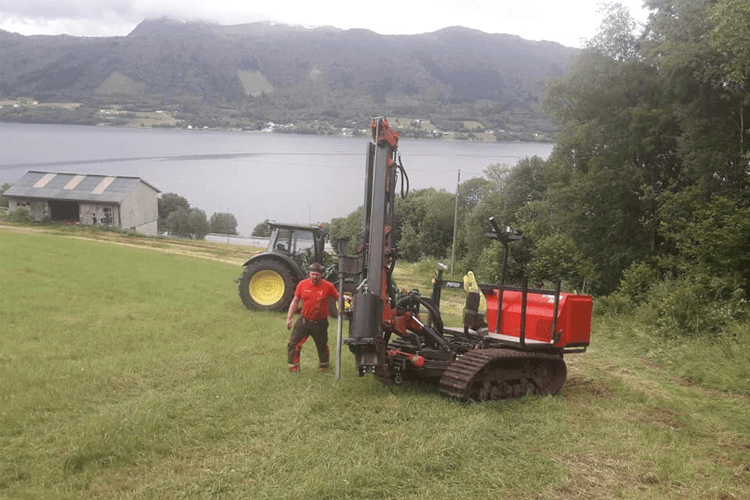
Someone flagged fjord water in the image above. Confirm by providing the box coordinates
[0,123,553,235]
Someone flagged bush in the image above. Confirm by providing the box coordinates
[527,233,596,293]
[594,293,635,317]
[398,223,423,262]
[0,182,11,208]
[7,207,33,223]
[412,257,442,276]
[638,277,748,338]
[474,241,504,284]
[618,261,659,305]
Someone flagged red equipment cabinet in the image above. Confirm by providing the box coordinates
[485,290,592,348]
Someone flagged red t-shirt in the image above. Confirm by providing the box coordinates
[294,278,340,321]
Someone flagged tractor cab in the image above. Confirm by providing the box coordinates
[266,223,327,270]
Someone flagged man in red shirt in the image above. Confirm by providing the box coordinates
[286,262,340,373]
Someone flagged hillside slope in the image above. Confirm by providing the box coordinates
[0,224,748,499]
[0,19,578,136]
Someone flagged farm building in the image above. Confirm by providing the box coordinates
[4,171,160,236]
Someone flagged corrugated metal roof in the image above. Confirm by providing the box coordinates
[4,171,160,204]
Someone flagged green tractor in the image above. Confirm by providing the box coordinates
[237,222,336,311]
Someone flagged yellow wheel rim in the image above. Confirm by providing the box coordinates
[249,270,286,306]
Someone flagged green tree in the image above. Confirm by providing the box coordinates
[187,209,210,240]
[708,0,750,158]
[210,212,238,235]
[483,163,512,192]
[166,208,210,239]
[328,208,363,256]
[586,2,642,62]
[397,222,422,262]
[418,190,456,259]
[500,156,548,218]
[251,219,272,237]
[394,188,433,245]
[0,182,11,208]
[657,188,750,293]
[473,239,530,285]
[460,194,505,269]
[640,0,749,301]
[158,193,190,233]
[536,0,749,314]
[457,177,495,212]
[526,233,597,292]
[449,177,495,265]
[392,189,456,261]
[166,209,190,237]
[642,0,747,196]
[540,6,673,292]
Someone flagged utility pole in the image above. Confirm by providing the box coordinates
[450,169,460,277]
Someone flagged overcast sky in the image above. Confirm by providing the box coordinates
[0,0,649,48]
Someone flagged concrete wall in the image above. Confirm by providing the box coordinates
[79,202,120,227]
[8,199,48,220]
[133,220,158,235]
[121,182,159,236]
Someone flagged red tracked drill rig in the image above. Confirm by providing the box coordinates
[337,117,592,401]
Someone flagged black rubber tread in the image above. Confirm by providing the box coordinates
[238,259,297,311]
[438,348,567,401]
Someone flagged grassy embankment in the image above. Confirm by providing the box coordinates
[1,225,748,499]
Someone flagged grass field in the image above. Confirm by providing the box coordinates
[1,226,749,499]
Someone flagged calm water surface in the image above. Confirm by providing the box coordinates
[0,123,554,235]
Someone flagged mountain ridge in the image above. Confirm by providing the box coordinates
[0,18,579,137]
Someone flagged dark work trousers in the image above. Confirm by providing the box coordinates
[287,317,330,372]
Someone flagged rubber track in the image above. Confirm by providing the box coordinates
[438,348,566,401]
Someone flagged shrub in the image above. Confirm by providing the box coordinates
[639,276,749,338]
[594,293,635,317]
[527,233,597,293]
[7,207,33,223]
[618,261,659,305]
[413,257,442,276]
[474,240,504,284]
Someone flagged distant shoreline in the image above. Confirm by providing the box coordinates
[0,118,555,144]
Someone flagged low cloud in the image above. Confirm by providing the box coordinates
[0,0,650,47]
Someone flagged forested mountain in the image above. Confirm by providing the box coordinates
[0,19,576,136]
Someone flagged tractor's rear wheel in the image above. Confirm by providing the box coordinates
[238,260,297,311]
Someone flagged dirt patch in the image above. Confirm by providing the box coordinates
[626,406,681,431]
[541,452,666,500]
[561,377,614,401]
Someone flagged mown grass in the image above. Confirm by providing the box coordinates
[1,228,749,499]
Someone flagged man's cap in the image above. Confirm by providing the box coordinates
[309,262,324,273]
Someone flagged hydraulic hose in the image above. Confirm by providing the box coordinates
[395,294,450,352]
[396,153,409,199]
[417,296,444,336]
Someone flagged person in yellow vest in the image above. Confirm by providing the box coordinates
[462,271,487,332]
